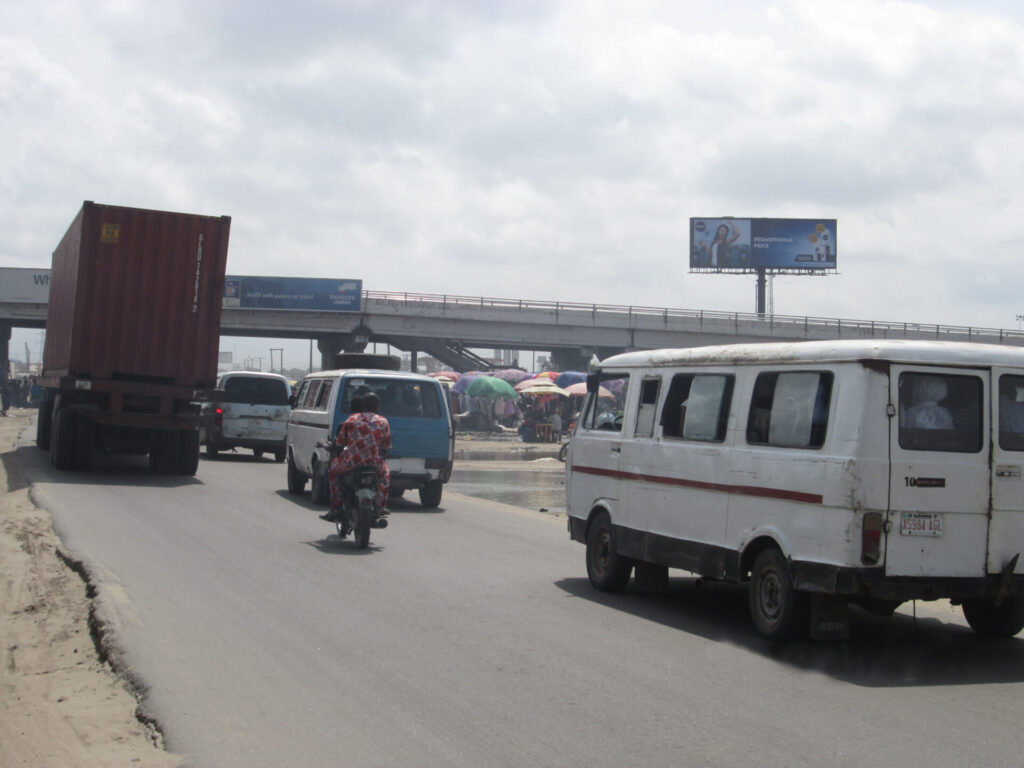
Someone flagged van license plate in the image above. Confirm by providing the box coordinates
[900,512,943,537]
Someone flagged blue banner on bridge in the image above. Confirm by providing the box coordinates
[223,276,362,312]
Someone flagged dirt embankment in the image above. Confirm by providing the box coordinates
[0,410,181,767]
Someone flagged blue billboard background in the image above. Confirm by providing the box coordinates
[223,276,362,312]
[690,218,836,271]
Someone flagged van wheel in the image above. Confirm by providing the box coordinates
[274,448,286,463]
[287,453,307,495]
[586,512,633,591]
[254,449,264,458]
[963,596,1024,637]
[311,460,330,505]
[748,548,808,640]
[419,480,443,509]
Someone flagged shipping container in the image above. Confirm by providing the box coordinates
[38,201,231,475]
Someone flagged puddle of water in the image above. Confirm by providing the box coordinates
[448,466,566,514]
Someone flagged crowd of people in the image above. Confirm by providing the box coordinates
[0,375,42,416]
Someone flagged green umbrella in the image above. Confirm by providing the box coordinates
[465,375,518,400]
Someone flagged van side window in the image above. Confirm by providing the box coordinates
[301,381,322,409]
[580,375,628,432]
[661,374,733,442]
[634,378,661,437]
[314,380,334,411]
[999,375,1024,451]
[293,380,311,408]
[746,371,832,449]
[899,372,982,453]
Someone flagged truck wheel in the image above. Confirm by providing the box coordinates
[419,480,443,509]
[177,431,201,476]
[963,596,1024,638]
[151,431,180,474]
[50,407,76,470]
[36,393,54,450]
[253,449,264,459]
[748,548,808,640]
[287,452,307,495]
[205,440,219,458]
[74,414,94,470]
[311,460,330,505]
[585,511,633,591]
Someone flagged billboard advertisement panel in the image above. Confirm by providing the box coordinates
[223,276,362,312]
[689,218,836,271]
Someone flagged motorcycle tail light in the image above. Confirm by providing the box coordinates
[862,512,882,565]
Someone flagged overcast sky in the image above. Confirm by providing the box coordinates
[3,0,1024,368]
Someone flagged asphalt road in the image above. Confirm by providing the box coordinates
[18,438,1024,768]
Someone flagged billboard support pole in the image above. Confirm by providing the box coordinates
[756,268,767,316]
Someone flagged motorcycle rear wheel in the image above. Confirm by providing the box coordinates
[355,498,372,549]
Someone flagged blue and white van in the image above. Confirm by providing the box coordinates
[286,368,455,508]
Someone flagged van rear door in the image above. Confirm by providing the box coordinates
[989,369,1024,576]
[886,366,990,578]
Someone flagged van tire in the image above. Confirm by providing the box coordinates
[586,512,633,592]
[311,460,330,505]
[963,596,1024,638]
[274,448,286,463]
[287,453,307,495]
[419,480,443,509]
[749,548,808,640]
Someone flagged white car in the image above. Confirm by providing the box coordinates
[202,372,292,461]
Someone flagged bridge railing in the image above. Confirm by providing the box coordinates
[364,290,1024,345]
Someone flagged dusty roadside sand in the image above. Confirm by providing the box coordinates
[0,410,182,767]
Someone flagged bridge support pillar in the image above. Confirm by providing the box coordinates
[551,347,594,373]
[0,321,10,377]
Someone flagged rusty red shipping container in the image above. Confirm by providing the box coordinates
[43,201,231,388]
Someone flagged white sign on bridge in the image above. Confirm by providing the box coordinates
[0,268,50,303]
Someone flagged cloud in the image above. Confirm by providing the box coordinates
[3,0,1024,367]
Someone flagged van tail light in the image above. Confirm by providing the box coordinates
[214,407,223,428]
[425,458,446,469]
[862,512,883,565]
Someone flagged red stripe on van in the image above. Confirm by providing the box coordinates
[571,465,823,505]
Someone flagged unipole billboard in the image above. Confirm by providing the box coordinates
[689,218,837,272]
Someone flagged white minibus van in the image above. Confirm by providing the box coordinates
[566,340,1024,640]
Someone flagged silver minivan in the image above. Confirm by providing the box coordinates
[202,371,292,461]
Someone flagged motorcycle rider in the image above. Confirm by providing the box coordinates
[320,392,392,522]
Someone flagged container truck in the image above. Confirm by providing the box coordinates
[36,201,230,474]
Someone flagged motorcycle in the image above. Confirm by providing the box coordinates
[319,440,388,548]
[334,466,388,548]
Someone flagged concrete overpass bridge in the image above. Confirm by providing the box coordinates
[4,287,1023,372]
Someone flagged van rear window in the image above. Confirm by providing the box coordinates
[224,377,290,406]
[341,379,442,420]
[746,371,833,449]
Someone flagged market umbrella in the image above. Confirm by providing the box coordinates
[465,375,518,400]
[517,379,569,397]
[533,370,559,381]
[491,369,532,384]
[451,373,483,394]
[564,381,614,398]
[554,371,586,389]
[429,371,461,382]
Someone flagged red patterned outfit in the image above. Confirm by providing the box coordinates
[328,412,391,509]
